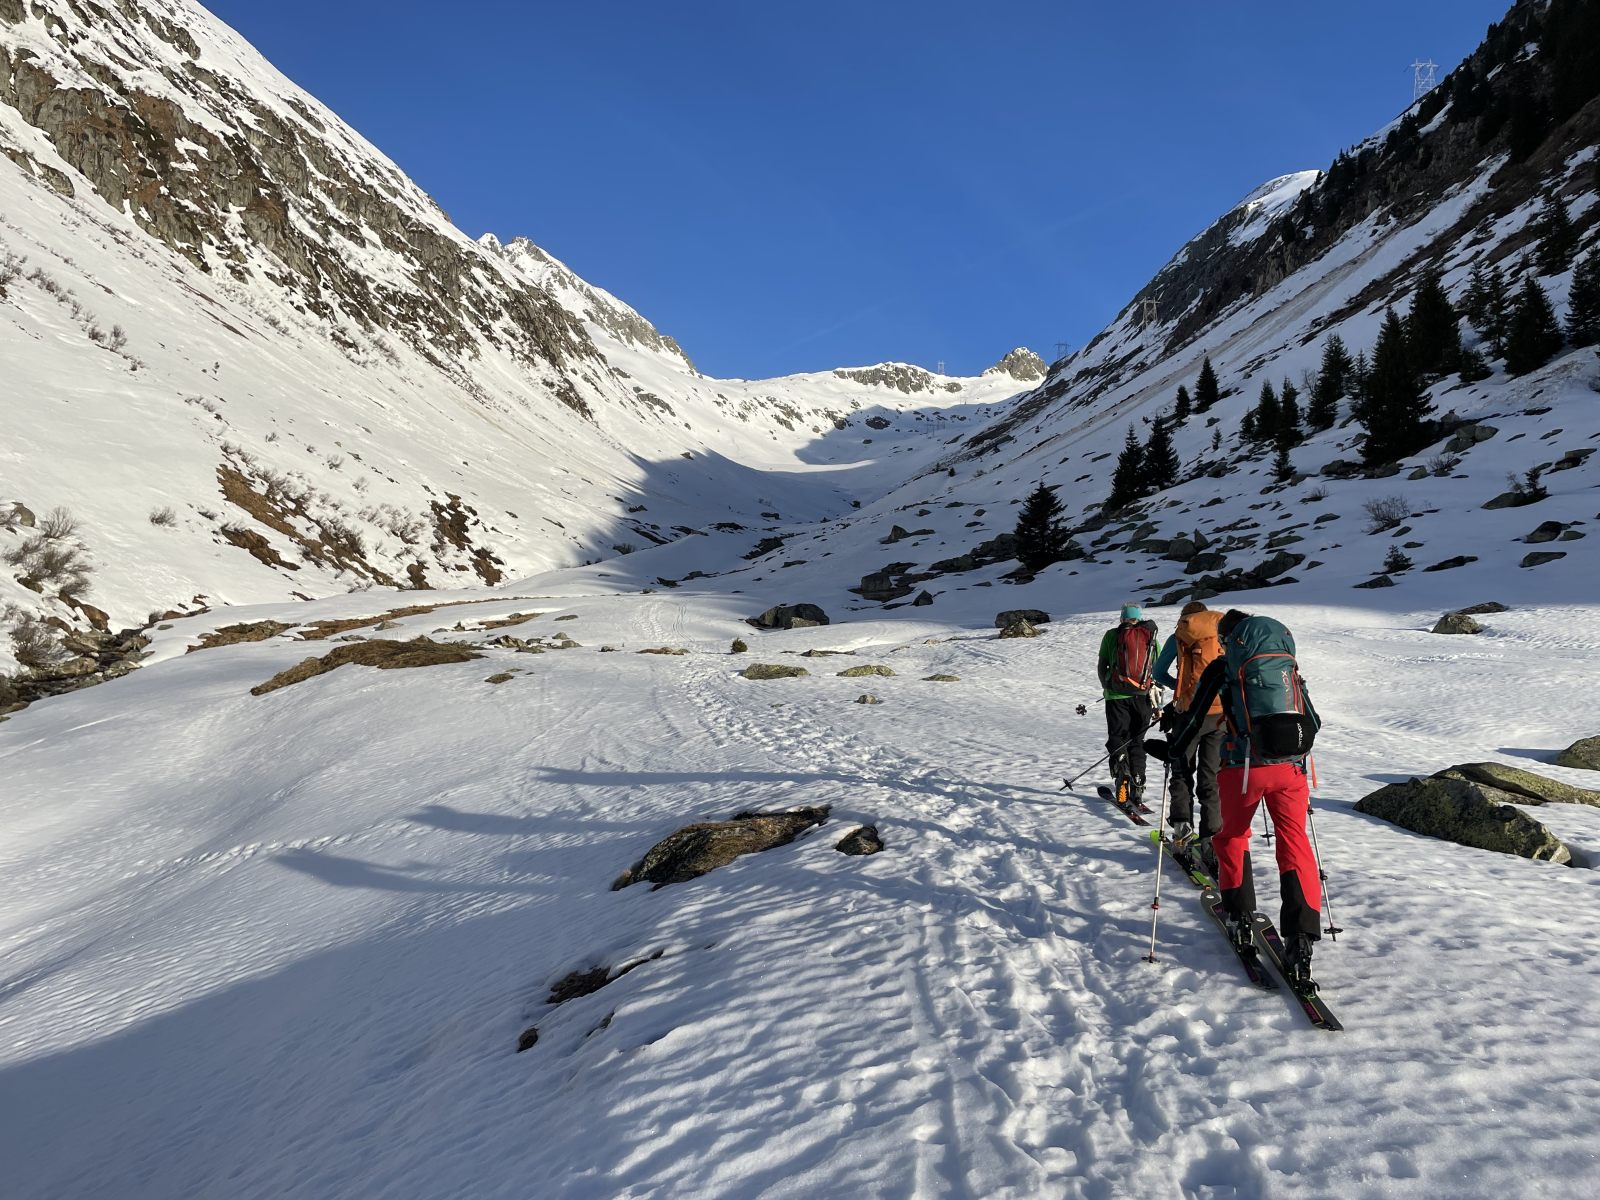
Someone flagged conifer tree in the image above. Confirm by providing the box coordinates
[1468,265,1511,357]
[1276,378,1302,448]
[1533,197,1579,276]
[1249,381,1280,448]
[1194,357,1220,413]
[1349,350,1373,425]
[1307,335,1352,431]
[1362,307,1434,465]
[1106,426,1146,510]
[1463,263,1491,327]
[1405,270,1462,380]
[1272,444,1294,483]
[1173,384,1191,424]
[1013,483,1074,573]
[1504,277,1564,375]
[1140,420,1180,495]
[1566,251,1600,348]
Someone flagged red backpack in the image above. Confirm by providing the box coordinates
[1110,621,1156,693]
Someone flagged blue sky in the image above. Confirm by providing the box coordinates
[204,0,1510,379]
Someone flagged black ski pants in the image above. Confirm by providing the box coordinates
[1169,712,1224,836]
[1105,694,1153,786]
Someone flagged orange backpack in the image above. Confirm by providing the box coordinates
[1175,610,1224,715]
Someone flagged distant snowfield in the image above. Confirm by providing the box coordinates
[2,534,1598,1198]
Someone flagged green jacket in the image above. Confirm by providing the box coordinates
[1098,621,1160,701]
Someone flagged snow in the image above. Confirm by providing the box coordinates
[1226,170,1322,246]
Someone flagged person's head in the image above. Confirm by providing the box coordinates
[1218,609,1251,640]
[1180,600,1208,618]
[1119,603,1142,623]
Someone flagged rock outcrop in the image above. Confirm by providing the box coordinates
[611,806,831,889]
[1557,736,1600,772]
[1354,775,1572,864]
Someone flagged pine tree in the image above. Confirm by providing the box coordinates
[1107,426,1146,510]
[1462,263,1491,327]
[1504,277,1564,375]
[1194,357,1220,413]
[1405,270,1461,379]
[1458,346,1492,383]
[1140,420,1180,495]
[1382,546,1414,574]
[1272,444,1294,483]
[1013,484,1074,573]
[1173,384,1191,424]
[1469,265,1511,358]
[1362,307,1434,465]
[1533,197,1579,276]
[1349,350,1373,425]
[1276,378,1302,448]
[1566,251,1600,348]
[1249,381,1280,448]
[1307,334,1352,430]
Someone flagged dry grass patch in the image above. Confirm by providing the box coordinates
[251,637,481,696]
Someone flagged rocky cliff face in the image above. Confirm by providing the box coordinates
[984,347,1046,382]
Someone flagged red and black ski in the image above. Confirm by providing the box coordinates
[1251,914,1344,1031]
[1094,783,1149,825]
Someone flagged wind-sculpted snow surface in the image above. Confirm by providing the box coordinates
[1,576,1598,1198]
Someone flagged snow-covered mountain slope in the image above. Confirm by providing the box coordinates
[0,0,1030,673]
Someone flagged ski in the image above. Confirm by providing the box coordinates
[1094,783,1149,825]
[1155,831,1214,889]
[1198,885,1277,989]
[1251,914,1344,1031]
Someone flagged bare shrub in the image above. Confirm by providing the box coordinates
[1429,453,1461,477]
[319,517,365,559]
[1303,485,1329,503]
[37,507,77,540]
[612,543,638,555]
[149,506,177,527]
[1362,495,1410,534]
[86,324,107,344]
[108,325,127,351]
[0,250,23,297]
[6,607,66,671]
[325,455,344,470]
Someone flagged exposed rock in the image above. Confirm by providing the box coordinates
[740,663,809,680]
[835,825,885,855]
[1407,466,1430,480]
[1443,423,1498,453]
[1422,555,1478,572]
[923,674,961,682]
[485,672,514,684]
[744,536,786,561]
[1520,551,1566,568]
[1254,550,1304,580]
[749,603,830,630]
[1525,521,1572,544]
[1437,763,1600,808]
[611,806,830,888]
[883,525,934,544]
[189,620,292,651]
[1354,574,1396,589]
[1431,612,1483,635]
[994,609,1050,629]
[985,347,1047,381]
[1354,776,1571,864]
[864,415,892,430]
[1557,736,1600,772]
[637,646,689,655]
[998,620,1040,639]
[912,590,934,607]
[855,572,913,603]
[854,693,882,705]
[7,502,36,527]
[516,1027,539,1053]
[251,637,481,696]
[1454,602,1510,616]
[1185,552,1228,575]
[1163,536,1198,561]
[837,664,895,678]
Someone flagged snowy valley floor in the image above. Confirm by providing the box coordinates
[2,578,1599,1199]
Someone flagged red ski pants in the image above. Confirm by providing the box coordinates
[1214,762,1322,939]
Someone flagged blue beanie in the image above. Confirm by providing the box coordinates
[1120,603,1142,621]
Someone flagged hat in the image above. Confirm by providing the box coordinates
[1120,603,1142,621]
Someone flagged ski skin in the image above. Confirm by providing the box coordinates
[1251,914,1344,1032]
[1094,783,1149,825]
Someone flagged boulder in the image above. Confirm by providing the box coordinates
[1443,423,1498,453]
[912,590,934,607]
[1422,555,1478,572]
[1185,552,1228,575]
[1354,776,1571,863]
[1454,602,1509,616]
[611,806,830,888]
[1255,550,1305,580]
[7,502,36,527]
[856,572,913,602]
[998,620,1040,639]
[1437,763,1600,808]
[854,693,882,705]
[1520,551,1566,568]
[923,674,960,682]
[1525,521,1571,544]
[750,603,830,630]
[837,664,895,677]
[740,663,810,680]
[1163,536,1198,561]
[1556,736,1600,772]
[835,825,885,855]
[1431,612,1483,635]
[994,609,1050,629]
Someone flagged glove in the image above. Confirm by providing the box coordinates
[1159,703,1179,733]
[1144,738,1171,764]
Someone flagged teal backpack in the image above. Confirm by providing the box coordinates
[1221,615,1321,766]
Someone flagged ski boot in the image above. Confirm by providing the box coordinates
[1224,915,1256,958]
[1132,776,1151,813]
[1194,836,1218,880]
[1283,937,1318,995]
[1169,820,1195,846]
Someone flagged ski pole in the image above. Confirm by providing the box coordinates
[1143,757,1172,963]
[1307,803,1342,940]
[1061,734,1137,790]
[1260,807,1274,846]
